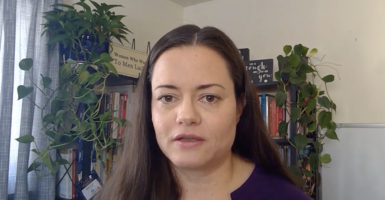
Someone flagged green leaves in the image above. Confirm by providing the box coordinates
[294,44,303,55]
[308,123,317,132]
[78,88,98,104]
[19,58,33,71]
[303,169,313,177]
[318,111,332,128]
[16,135,35,143]
[66,58,78,65]
[274,71,281,82]
[45,130,57,139]
[99,110,115,121]
[322,75,335,82]
[41,75,52,89]
[17,86,34,100]
[299,64,315,73]
[278,121,288,136]
[288,54,301,67]
[320,154,331,163]
[291,107,301,120]
[47,34,69,45]
[325,128,339,140]
[43,114,55,124]
[51,99,62,116]
[313,141,323,154]
[40,149,57,173]
[294,134,308,151]
[289,74,304,85]
[306,98,316,113]
[75,63,87,74]
[100,53,114,63]
[283,45,292,55]
[72,121,92,133]
[113,117,125,126]
[59,63,71,81]
[103,62,118,76]
[27,162,42,173]
[318,96,336,111]
[88,72,102,84]
[20,0,132,176]
[56,159,70,165]
[318,96,330,109]
[309,153,318,171]
[275,91,287,107]
[78,70,90,85]
[298,116,312,124]
[277,55,286,66]
[274,44,339,192]
[308,48,318,57]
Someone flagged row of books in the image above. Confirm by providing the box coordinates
[257,93,290,139]
[278,145,291,166]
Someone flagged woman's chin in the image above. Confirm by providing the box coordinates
[169,159,206,170]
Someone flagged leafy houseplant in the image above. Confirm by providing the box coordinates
[274,44,339,197]
[15,0,130,177]
[42,0,131,62]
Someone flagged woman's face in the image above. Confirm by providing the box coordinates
[151,45,243,170]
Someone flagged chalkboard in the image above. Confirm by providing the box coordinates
[246,59,274,84]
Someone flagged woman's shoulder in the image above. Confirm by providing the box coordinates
[231,165,313,200]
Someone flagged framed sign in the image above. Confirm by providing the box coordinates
[238,48,250,63]
[109,43,148,78]
[246,59,274,84]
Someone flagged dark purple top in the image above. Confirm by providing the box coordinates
[230,165,313,200]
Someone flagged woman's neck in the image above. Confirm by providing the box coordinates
[173,153,252,200]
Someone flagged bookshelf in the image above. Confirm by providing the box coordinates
[55,70,137,200]
[53,43,141,199]
[255,81,320,199]
[254,82,298,167]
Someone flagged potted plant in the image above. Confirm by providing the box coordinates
[274,44,340,198]
[42,0,132,62]
[15,0,130,177]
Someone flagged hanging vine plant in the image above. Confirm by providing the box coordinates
[15,0,130,177]
[274,44,340,196]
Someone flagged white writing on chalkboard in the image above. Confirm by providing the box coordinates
[259,74,271,83]
[248,61,268,74]
[248,62,272,82]
[246,59,274,84]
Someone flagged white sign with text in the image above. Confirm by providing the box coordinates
[109,43,148,78]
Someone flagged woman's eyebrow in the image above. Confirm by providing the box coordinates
[154,83,226,90]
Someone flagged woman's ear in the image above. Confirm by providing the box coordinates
[236,94,246,122]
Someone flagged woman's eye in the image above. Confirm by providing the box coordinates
[202,95,218,103]
[159,95,174,103]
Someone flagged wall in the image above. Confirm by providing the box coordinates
[322,124,385,200]
[63,0,184,53]
[184,0,385,124]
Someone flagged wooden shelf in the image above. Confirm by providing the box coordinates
[105,74,138,86]
[273,137,289,144]
[273,137,315,145]
[254,81,279,93]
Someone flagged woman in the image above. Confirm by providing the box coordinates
[96,24,312,200]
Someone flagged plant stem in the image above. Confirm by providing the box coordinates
[28,71,48,98]
[27,96,42,109]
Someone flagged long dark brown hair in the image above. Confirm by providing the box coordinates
[95,24,297,200]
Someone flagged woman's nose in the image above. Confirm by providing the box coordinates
[176,99,201,126]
